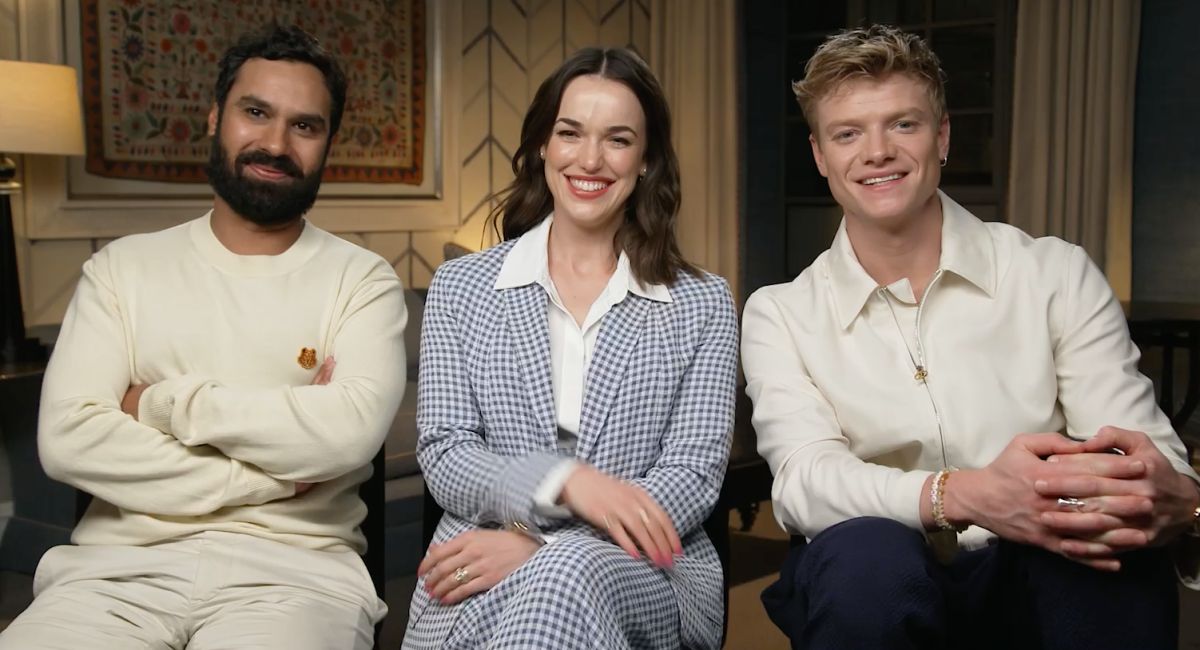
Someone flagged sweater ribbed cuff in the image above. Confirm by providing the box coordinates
[231,460,296,506]
[137,381,177,434]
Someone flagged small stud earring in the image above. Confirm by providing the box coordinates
[538,148,545,160]
[639,167,647,177]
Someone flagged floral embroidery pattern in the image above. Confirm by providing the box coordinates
[82,0,426,184]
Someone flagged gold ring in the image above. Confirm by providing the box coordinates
[638,508,651,526]
[453,566,470,585]
[602,514,613,529]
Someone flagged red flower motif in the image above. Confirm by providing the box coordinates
[126,84,149,111]
[172,12,191,35]
[340,34,354,55]
[382,125,399,147]
[168,119,192,143]
[160,38,173,53]
[195,38,207,53]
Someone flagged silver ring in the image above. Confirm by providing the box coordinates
[1056,497,1086,511]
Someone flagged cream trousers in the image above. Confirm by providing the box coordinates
[0,531,386,649]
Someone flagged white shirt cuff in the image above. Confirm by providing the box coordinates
[532,459,579,518]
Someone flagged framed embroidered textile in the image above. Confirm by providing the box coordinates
[80,0,426,185]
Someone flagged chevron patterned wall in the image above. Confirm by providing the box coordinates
[448,0,652,261]
[22,0,652,326]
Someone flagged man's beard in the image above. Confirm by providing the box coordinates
[205,136,325,227]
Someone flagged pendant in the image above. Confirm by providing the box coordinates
[914,366,927,382]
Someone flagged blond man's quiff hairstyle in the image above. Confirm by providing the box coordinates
[793,24,948,132]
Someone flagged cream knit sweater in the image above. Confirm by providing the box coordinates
[38,213,407,553]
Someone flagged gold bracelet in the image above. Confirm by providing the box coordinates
[931,468,962,532]
[505,520,550,546]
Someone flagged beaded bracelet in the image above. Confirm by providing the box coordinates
[930,468,962,532]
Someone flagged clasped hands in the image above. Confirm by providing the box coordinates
[947,427,1200,571]
[419,463,681,606]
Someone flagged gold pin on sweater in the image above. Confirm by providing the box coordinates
[914,366,927,382]
[298,347,318,369]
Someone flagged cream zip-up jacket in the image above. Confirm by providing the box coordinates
[743,192,1198,561]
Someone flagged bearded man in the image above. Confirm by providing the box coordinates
[0,24,407,650]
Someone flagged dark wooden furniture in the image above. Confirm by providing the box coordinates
[0,363,82,575]
[358,451,386,601]
[357,450,387,649]
[1126,302,1200,455]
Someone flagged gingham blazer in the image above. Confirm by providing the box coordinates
[409,238,739,647]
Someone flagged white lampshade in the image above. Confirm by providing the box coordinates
[0,60,85,156]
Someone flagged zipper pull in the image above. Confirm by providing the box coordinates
[914,366,928,382]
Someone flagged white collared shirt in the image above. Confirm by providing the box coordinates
[494,216,672,517]
[742,191,1199,551]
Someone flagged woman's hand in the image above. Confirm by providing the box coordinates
[419,530,541,605]
[559,464,681,568]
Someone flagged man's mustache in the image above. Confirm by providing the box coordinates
[235,150,303,179]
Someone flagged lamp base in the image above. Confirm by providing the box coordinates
[0,178,46,366]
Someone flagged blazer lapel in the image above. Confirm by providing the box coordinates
[502,284,558,446]
[576,295,652,458]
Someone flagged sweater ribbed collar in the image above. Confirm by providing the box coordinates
[189,210,323,277]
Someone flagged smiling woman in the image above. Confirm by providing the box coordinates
[540,76,646,233]
[487,47,695,287]
[404,48,738,650]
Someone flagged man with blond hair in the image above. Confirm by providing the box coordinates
[742,24,1199,649]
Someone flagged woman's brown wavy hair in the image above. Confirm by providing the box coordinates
[486,47,697,285]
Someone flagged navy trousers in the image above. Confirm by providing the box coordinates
[761,517,1178,650]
